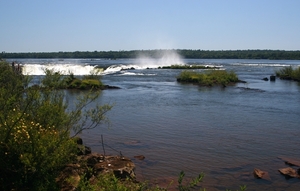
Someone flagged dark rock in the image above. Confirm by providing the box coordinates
[262,77,269,81]
[77,145,91,156]
[237,80,247,83]
[74,137,83,145]
[270,75,276,81]
[103,85,121,90]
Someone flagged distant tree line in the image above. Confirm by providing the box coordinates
[1,49,300,60]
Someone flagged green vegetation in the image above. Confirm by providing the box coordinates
[177,70,240,87]
[40,69,104,90]
[74,171,246,191]
[73,170,206,191]
[0,60,112,190]
[2,49,300,60]
[275,66,300,81]
[159,64,218,69]
[178,171,204,191]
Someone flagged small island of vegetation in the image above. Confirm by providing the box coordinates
[177,70,241,87]
[40,69,105,90]
[275,66,300,81]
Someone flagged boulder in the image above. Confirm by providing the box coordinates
[253,168,271,180]
[262,77,269,81]
[270,75,276,81]
[278,167,299,178]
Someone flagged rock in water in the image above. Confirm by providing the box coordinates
[253,168,271,180]
[278,167,299,178]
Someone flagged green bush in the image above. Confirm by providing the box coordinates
[41,69,67,88]
[0,61,112,190]
[275,66,300,81]
[81,79,103,90]
[291,67,300,81]
[177,70,239,86]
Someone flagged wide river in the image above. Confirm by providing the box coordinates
[9,57,300,190]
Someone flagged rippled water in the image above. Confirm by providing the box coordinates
[10,58,300,190]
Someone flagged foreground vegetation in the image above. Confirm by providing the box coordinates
[2,49,300,60]
[275,66,300,81]
[0,60,112,190]
[177,70,240,87]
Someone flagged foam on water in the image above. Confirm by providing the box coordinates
[22,64,98,75]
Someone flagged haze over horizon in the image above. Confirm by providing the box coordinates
[1,0,300,53]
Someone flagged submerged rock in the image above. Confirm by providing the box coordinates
[278,156,300,167]
[253,168,271,180]
[278,167,299,178]
[134,155,145,160]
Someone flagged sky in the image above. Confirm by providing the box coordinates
[1,0,300,52]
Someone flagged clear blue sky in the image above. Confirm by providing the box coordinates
[1,0,300,52]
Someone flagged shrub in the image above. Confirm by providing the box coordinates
[276,66,300,81]
[0,61,112,190]
[177,70,239,86]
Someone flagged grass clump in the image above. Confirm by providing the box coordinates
[275,66,300,81]
[177,70,239,87]
[41,69,104,90]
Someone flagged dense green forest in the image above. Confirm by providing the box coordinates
[1,49,300,60]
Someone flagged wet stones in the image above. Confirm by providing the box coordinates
[277,156,300,179]
[253,168,271,180]
[57,138,136,190]
[278,167,300,178]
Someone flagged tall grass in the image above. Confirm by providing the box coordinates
[275,66,300,81]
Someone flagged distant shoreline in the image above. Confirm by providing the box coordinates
[2,49,300,60]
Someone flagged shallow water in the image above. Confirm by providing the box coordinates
[10,58,300,190]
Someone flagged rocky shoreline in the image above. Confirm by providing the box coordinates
[57,137,300,190]
[56,137,136,191]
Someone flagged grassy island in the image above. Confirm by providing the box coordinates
[39,69,106,90]
[177,70,240,87]
[275,66,300,81]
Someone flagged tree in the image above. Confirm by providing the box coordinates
[0,60,112,190]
